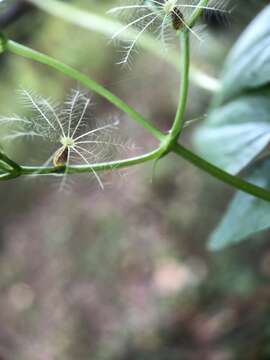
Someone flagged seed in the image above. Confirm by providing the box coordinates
[53,147,69,167]
[171,7,184,30]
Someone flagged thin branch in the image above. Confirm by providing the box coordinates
[169,31,190,143]
[173,143,270,202]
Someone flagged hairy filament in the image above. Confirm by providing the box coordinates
[120,13,160,64]
[73,123,117,142]
[21,89,56,131]
[67,90,80,138]
[112,11,158,40]
[71,146,104,189]
[71,97,90,138]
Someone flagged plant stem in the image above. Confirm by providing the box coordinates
[169,0,210,144]
[0,152,21,180]
[0,152,21,172]
[173,143,270,202]
[4,142,268,202]
[6,40,164,142]
[169,31,190,143]
[19,147,165,176]
[187,0,209,28]
[3,38,270,203]
[16,142,270,202]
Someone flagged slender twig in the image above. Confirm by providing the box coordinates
[0,152,21,172]
[1,4,270,203]
[0,151,21,180]
[173,143,270,202]
[187,0,210,28]
[169,31,190,143]
[19,147,165,175]
[6,141,270,203]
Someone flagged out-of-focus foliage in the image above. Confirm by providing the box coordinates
[195,6,270,249]
[209,159,270,250]
[194,93,270,174]
[220,6,270,101]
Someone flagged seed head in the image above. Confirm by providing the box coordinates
[0,89,134,189]
[108,0,231,64]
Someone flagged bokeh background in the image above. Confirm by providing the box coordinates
[0,1,270,359]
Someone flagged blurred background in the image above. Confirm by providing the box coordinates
[0,0,270,359]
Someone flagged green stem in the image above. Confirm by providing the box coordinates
[0,172,20,180]
[3,37,270,203]
[0,152,21,180]
[187,0,210,28]
[173,143,270,202]
[6,40,164,142]
[16,142,270,203]
[0,152,21,172]
[169,31,190,143]
[19,147,164,176]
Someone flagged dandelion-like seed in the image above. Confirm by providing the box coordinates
[0,89,132,189]
[109,0,230,64]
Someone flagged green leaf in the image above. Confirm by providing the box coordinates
[220,5,270,102]
[194,94,270,174]
[208,159,270,251]
[194,6,270,174]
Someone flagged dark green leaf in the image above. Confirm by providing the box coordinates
[208,159,270,251]
[220,6,270,102]
[194,94,270,174]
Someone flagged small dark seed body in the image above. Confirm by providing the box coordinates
[53,147,69,167]
[171,7,184,30]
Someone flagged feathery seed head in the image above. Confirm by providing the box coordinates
[109,0,231,64]
[163,0,177,14]
[60,136,75,147]
[0,89,133,189]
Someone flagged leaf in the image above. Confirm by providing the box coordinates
[194,6,270,174]
[194,94,270,174]
[208,159,270,251]
[220,5,270,102]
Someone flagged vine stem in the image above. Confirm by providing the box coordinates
[169,0,209,143]
[6,40,164,142]
[188,0,210,28]
[0,151,21,172]
[173,143,270,202]
[17,144,270,202]
[0,151,21,180]
[2,35,270,202]
[0,142,263,201]
[20,147,164,175]
[169,31,190,142]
